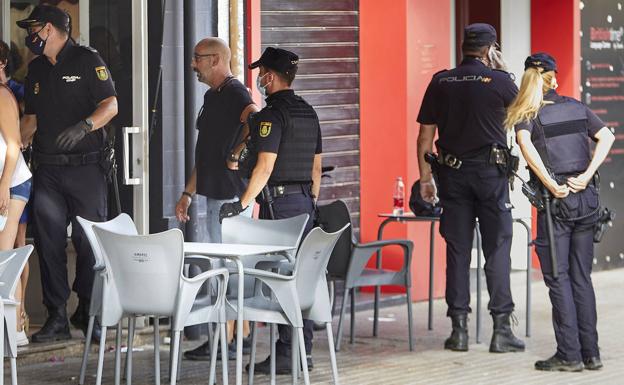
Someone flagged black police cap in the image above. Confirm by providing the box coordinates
[249,47,299,75]
[524,52,558,73]
[463,23,497,47]
[16,5,70,33]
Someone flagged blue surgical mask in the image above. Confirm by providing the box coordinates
[256,73,271,97]
[25,30,47,56]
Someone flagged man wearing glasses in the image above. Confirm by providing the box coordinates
[176,37,257,360]
[17,5,118,343]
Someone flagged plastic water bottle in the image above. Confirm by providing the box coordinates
[393,177,405,216]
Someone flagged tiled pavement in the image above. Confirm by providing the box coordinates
[12,268,624,384]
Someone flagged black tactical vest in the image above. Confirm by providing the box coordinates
[532,99,591,176]
[267,95,319,184]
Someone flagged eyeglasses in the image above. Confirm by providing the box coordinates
[192,53,218,62]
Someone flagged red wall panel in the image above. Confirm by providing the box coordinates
[360,0,451,300]
[531,0,581,98]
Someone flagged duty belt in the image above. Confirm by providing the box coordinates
[437,149,489,169]
[267,183,311,198]
[33,151,101,166]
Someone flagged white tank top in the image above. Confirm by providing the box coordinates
[0,84,31,187]
[0,133,31,187]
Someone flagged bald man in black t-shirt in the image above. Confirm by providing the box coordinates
[175,37,258,361]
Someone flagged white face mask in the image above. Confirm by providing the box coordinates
[256,73,271,96]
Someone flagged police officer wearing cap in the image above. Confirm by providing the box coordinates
[219,46,322,374]
[507,53,614,371]
[17,5,118,343]
[417,23,525,353]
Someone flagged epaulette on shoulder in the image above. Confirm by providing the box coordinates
[77,45,98,54]
[492,68,516,80]
[560,95,581,104]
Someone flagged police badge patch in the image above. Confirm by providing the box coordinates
[259,122,272,137]
[95,66,109,81]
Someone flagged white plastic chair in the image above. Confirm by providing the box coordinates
[76,214,138,385]
[221,214,309,263]
[234,225,349,385]
[0,245,35,385]
[93,227,230,385]
[220,214,309,301]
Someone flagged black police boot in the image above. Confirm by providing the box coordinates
[444,314,468,351]
[489,313,525,353]
[535,355,583,372]
[70,299,102,343]
[31,307,72,343]
[583,356,603,370]
[184,340,236,361]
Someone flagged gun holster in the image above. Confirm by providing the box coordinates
[593,207,615,243]
[489,145,519,188]
[99,144,116,182]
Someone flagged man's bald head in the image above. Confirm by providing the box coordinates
[196,37,231,65]
[192,37,233,87]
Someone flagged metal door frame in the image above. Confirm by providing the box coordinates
[128,0,149,234]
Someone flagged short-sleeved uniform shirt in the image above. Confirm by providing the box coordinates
[514,90,605,138]
[251,89,322,184]
[195,77,254,200]
[24,39,116,155]
[417,57,518,158]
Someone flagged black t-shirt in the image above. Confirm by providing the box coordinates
[417,57,518,157]
[195,77,254,200]
[24,39,117,155]
[514,90,605,137]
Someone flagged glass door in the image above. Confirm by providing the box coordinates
[1,0,150,233]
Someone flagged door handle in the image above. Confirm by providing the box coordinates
[122,126,141,185]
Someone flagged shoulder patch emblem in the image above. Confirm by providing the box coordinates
[259,122,272,137]
[95,66,109,81]
[34,82,40,95]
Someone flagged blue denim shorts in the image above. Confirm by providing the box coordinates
[10,178,32,203]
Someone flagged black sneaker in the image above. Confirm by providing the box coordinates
[583,356,603,370]
[184,340,235,361]
[246,354,313,375]
[31,308,72,343]
[229,336,253,355]
[535,355,583,372]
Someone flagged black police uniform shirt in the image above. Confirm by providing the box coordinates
[195,77,253,200]
[24,39,116,155]
[252,89,322,184]
[514,89,605,174]
[417,57,518,158]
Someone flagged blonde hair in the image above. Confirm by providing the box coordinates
[504,68,557,131]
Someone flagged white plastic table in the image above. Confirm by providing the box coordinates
[183,242,294,385]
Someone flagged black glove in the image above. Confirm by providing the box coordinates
[56,120,91,151]
[219,200,244,223]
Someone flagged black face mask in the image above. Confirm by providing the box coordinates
[25,29,47,56]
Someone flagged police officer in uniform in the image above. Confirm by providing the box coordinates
[219,47,322,374]
[416,23,525,353]
[17,5,118,343]
[508,53,614,371]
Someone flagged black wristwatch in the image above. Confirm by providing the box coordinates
[84,118,94,131]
